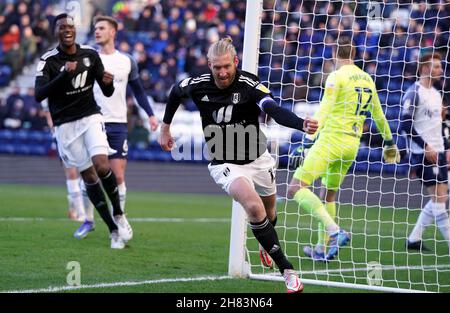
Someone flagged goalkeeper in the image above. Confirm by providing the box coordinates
[287,36,400,261]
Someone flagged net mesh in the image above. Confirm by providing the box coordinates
[245,0,450,292]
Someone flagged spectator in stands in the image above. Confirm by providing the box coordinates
[6,85,23,109]
[32,17,52,52]
[129,117,150,150]
[0,15,8,37]
[1,24,20,52]
[22,87,40,112]
[24,105,48,131]
[0,97,8,129]
[4,97,25,129]
[135,7,158,33]
[282,76,307,102]
[139,69,152,95]
[20,26,37,64]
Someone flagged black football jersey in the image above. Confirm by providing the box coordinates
[168,70,273,165]
[35,44,113,126]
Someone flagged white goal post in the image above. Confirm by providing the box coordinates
[228,0,450,293]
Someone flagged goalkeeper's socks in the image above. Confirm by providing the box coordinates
[85,179,118,233]
[100,170,123,216]
[294,188,338,233]
[317,202,336,247]
[250,217,294,274]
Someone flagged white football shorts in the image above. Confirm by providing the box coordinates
[208,150,277,196]
[55,113,110,171]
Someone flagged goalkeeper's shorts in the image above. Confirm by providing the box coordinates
[208,150,276,196]
[293,133,360,190]
[410,152,448,186]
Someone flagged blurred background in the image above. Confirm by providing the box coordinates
[0,0,449,190]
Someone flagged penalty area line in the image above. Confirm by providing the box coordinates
[3,275,232,293]
[0,217,230,223]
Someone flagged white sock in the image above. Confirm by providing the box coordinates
[118,182,126,212]
[431,202,450,249]
[66,178,85,218]
[80,180,95,222]
[408,200,434,243]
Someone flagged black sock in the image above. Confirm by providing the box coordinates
[85,179,117,233]
[100,170,122,216]
[250,217,293,274]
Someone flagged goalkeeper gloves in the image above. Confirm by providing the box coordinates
[289,137,315,169]
[383,143,401,164]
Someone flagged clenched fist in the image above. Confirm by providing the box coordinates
[302,117,318,135]
[102,71,114,85]
[64,61,77,73]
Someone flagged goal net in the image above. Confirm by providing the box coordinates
[230,0,450,292]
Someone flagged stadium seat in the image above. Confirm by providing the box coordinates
[0,129,14,140]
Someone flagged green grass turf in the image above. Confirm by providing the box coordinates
[0,184,449,293]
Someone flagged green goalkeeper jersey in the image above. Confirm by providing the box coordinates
[312,64,393,141]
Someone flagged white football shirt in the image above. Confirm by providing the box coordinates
[402,82,444,153]
[93,50,139,123]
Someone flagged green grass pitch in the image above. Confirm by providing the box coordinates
[0,184,449,293]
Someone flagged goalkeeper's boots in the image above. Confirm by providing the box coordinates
[115,214,133,242]
[303,246,326,262]
[406,240,430,252]
[74,220,95,239]
[110,230,125,249]
[259,244,274,269]
[283,269,304,293]
[326,229,351,261]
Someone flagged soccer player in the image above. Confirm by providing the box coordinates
[287,36,400,261]
[159,37,318,293]
[35,13,132,249]
[402,52,450,253]
[73,15,158,239]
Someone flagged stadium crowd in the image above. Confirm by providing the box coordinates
[0,0,449,160]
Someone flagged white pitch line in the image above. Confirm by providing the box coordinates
[301,263,450,275]
[0,217,230,223]
[3,275,232,293]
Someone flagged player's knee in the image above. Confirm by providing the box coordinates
[115,174,125,185]
[94,163,111,178]
[245,201,265,221]
[80,167,98,184]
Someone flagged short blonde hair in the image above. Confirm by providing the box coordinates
[207,36,237,60]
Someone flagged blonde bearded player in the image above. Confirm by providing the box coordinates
[287,36,400,261]
[159,37,319,293]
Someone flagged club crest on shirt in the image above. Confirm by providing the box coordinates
[232,93,240,104]
[83,57,91,67]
